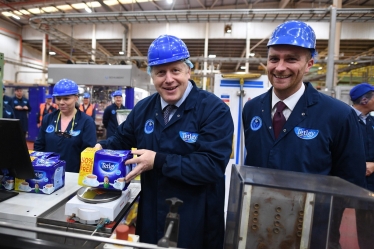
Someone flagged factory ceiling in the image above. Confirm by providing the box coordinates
[1,0,374,84]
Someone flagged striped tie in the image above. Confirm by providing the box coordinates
[163,105,175,124]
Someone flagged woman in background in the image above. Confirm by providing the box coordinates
[34,79,97,172]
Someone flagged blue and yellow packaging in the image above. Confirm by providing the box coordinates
[15,155,66,195]
[79,149,134,191]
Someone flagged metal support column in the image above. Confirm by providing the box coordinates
[326,6,337,92]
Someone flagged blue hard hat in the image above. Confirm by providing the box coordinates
[53,79,79,97]
[267,20,316,50]
[112,90,122,97]
[45,94,52,99]
[147,35,190,66]
[83,93,91,98]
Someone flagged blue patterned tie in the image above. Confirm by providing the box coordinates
[273,101,287,139]
[163,105,175,124]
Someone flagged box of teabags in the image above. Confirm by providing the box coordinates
[14,151,66,195]
[78,148,134,191]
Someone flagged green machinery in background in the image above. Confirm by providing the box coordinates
[0,52,4,118]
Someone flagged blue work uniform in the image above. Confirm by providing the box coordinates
[243,82,366,186]
[353,108,374,249]
[102,103,126,138]
[12,96,31,133]
[3,95,13,107]
[243,82,366,249]
[34,109,97,173]
[355,113,374,191]
[2,103,15,119]
[99,81,234,249]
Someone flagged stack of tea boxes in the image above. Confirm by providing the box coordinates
[0,148,135,195]
[0,151,66,195]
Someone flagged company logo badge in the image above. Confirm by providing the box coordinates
[294,127,319,140]
[46,125,54,133]
[250,116,262,131]
[100,161,118,172]
[70,130,81,136]
[23,101,27,104]
[179,131,198,143]
[34,170,46,180]
[144,119,154,134]
[112,110,116,114]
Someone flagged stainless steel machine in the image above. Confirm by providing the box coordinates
[225,164,374,249]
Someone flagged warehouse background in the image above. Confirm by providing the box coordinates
[0,0,373,90]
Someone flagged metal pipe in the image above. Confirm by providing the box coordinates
[203,22,209,90]
[0,221,180,249]
[15,71,45,83]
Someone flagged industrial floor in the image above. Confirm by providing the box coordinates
[26,141,360,248]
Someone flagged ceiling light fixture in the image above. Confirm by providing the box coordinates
[240,66,246,70]
[119,51,125,55]
[49,51,56,55]
[11,14,20,20]
[208,54,216,58]
[167,0,173,4]
[224,24,232,34]
[85,4,92,13]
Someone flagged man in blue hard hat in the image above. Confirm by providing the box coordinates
[37,94,58,128]
[34,79,97,172]
[102,90,126,138]
[79,93,96,121]
[12,86,31,137]
[349,83,374,249]
[95,35,234,249]
[242,20,366,249]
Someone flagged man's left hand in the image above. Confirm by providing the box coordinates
[124,149,156,182]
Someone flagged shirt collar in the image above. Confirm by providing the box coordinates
[272,83,305,110]
[161,81,193,110]
[351,105,369,122]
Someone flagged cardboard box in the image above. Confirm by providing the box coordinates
[79,149,134,191]
[15,156,66,195]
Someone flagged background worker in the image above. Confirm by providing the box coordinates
[79,93,96,121]
[37,94,58,128]
[12,86,31,137]
[349,83,374,249]
[95,35,234,249]
[102,90,126,138]
[2,85,15,119]
[34,79,97,173]
[3,86,13,108]
[242,20,366,249]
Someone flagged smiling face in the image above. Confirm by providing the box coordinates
[55,95,78,115]
[267,45,314,100]
[114,96,122,107]
[151,61,191,105]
